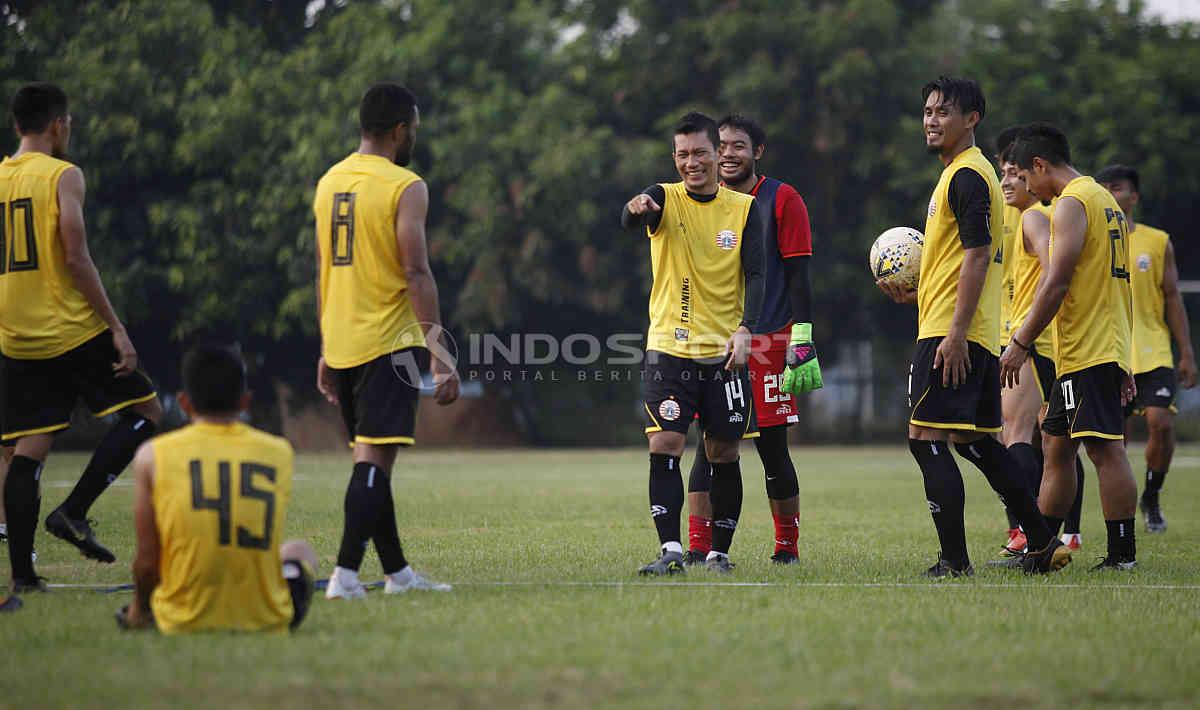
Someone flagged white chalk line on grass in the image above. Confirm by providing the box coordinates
[45,580,1200,592]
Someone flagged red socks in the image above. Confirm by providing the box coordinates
[773,513,799,554]
[687,515,712,554]
[691,514,799,554]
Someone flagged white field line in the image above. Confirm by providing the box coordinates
[47,580,1200,591]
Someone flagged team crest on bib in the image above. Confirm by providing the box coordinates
[1137,254,1152,272]
[715,230,738,250]
[659,399,681,421]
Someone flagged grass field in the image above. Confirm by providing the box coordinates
[4,445,1199,708]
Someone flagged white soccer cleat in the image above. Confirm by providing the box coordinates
[384,566,451,593]
[325,566,367,600]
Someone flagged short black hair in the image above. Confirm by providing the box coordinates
[1096,164,1140,193]
[359,82,417,137]
[182,343,247,415]
[921,76,986,122]
[1009,122,1071,169]
[11,82,68,134]
[718,113,766,151]
[994,124,1022,160]
[673,111,719,151]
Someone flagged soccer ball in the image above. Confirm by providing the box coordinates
[869,227,924,290]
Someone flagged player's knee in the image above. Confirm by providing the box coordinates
[1145,408,1174,438]
[704,437,739,464]
[648,431,686,457]
[132,397,164,426]
[765,469,799,500]
[281,539,319,573]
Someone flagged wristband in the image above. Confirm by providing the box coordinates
[1010,335,1031,352]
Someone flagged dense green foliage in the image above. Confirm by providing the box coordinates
[6,447,1200,706]
[3,1,1199,440]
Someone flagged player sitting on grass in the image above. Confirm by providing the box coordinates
[118,344,317,633]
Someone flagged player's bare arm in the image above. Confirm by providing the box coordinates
[1001,197,1085,386]
[314,244,338,406]
[396,180,458,406]
[122,442,159,630]
[58,166,137,375]
[1161,239,1196,388]
[938,244,988,388]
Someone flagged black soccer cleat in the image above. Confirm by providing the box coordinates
[704,554,735,573]
[1020,538,1072,575]
[11,576,48,593]
[985,553,1025,570]
[770,551,799,565]
[923,558,973,578]
[1141,494,1167,534]
[1091,556,1137,571]
[638,550,685,576]
[682,549,708,567]
[0,595,22,613]
[45,508,116,563]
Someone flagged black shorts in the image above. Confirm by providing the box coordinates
[908,337,1001,433]
[1043,363,1125,440]
[333,348,423,446]
[643,351,758,441]
[1128,367,1178,416]
[1029,346,1057,404]
[284,559,315,631]
[1,330,157,441]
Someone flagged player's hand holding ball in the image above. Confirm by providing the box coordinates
[871,227,922,304]
[781,322,823,394]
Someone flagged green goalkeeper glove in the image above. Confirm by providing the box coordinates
[780,322,823,394]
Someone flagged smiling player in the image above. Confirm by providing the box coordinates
[622,112,764,574]
[684,114,819,566]
[879,78,1065,577]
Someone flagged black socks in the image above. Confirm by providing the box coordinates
[710,460,743,554]
[909,439,968,567]
[336,462,406,573]
[1105,518,1136,561]
[649,454,683,547]
[1144,469,1167,499]
[62,415,157,519]
[4,455,42,581]
[687,441,711,494]
[955,437,1053,551]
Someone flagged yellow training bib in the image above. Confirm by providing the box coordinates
[315,153,423,369]
[917,147,1006,354]
[1051,176,1132,376]
[151,421,295,634]
[646,183,754,360]
[0,152,105,359]
[1128,223,1172,374]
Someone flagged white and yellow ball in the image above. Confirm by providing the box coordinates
[869,227,924,290]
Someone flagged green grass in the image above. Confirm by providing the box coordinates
[5,445,1200,708]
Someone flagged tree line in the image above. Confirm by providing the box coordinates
[3,0,1198,442]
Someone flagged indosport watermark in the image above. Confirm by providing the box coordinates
[388,322,790,391]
